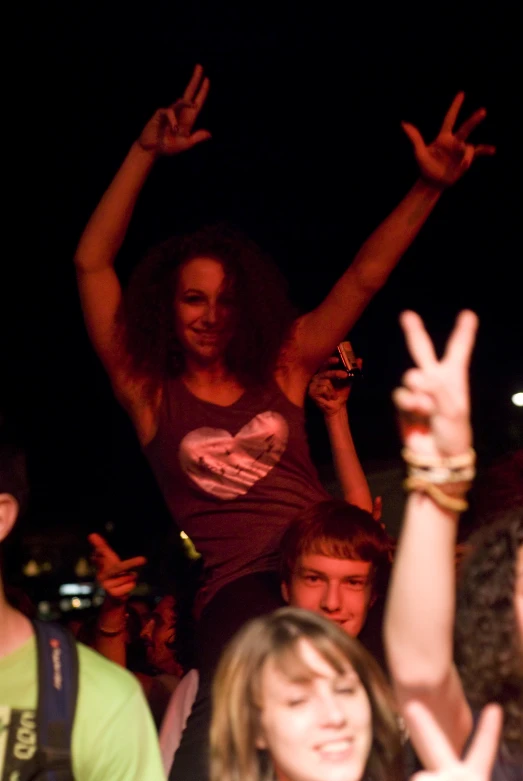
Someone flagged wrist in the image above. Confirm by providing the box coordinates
[414,175,447,196]
[401,447,475,513]
[324,405,349,423]
[129,139,159,166]
[97,612,128,637]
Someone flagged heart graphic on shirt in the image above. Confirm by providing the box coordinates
[179,411,289,500]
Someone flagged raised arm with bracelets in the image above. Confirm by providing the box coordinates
[384,310,479,768]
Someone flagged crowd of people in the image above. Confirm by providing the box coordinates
[1,64,520,781]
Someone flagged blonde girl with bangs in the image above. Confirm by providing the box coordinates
[210,607,404,781]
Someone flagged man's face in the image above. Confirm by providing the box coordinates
[282,553,375,638]
[139,595,180,676]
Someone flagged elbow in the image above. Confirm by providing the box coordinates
[384,629,451,695]
[386,647,451,697]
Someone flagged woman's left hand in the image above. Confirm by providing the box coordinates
[402,93,496,188]
[308,357,362,417]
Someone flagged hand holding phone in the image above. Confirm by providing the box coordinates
[336,341,362,379]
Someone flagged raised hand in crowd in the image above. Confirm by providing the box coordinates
[137,64,211,158]
[384,311,480,766]
[309,354,380,518]
[402,92,495,189]
[89,532,146,667]
[408,702,503,781]
[89,532,147,602]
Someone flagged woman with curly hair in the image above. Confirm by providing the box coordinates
[74,64,495,778]
[210,607,404,781]
[384,310,522,780]
[74,62,494,625]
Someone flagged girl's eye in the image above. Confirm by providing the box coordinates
[185,295,203,304]
[304,575,320,584]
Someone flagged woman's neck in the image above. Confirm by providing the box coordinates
[181,362,245,406]
[183,360,238,387]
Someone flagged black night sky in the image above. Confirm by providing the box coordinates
[3,3,521,568]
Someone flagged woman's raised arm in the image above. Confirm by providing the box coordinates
[74,66,211,413]
[292,94,494,377]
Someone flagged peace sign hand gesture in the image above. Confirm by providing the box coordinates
[393,310,478,461]
[408,702,503,781]
[137,64,211,157]
[403,93,496,189]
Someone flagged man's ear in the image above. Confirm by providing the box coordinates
[281,580,290,604]
[0,494,19,543]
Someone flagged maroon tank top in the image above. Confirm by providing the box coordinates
[143,377,330,607]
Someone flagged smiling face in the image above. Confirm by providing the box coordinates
[282,554,375,638]
[139,595,180,676]
[257,638,372,781]
[173,257,236,366]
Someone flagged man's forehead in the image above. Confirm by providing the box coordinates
[296,552,372,577]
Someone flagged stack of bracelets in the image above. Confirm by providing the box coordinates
[402,447,476,512]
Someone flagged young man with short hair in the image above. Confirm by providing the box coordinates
[0,434,166,780]
[280,498,391,671]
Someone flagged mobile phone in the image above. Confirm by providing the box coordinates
[336,341,362,379]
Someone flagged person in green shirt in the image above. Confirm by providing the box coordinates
[0,432,166,781]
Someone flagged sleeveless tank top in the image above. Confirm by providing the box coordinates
[143,377,330,607]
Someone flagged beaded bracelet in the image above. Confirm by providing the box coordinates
[403,476,470,512]
[401,447,476,512]
[97,613,128,637]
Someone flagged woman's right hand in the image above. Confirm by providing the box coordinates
[308,357,361,418]
[137,64,211,157]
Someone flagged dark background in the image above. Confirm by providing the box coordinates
[3,2,521,573]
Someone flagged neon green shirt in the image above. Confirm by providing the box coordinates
[0,634,166,780]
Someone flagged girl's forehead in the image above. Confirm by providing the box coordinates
[175,257,229,294]
[267,638,357,684]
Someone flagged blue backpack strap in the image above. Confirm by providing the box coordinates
[32,620,79,781]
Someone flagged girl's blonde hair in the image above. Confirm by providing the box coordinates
[210,607,403,781]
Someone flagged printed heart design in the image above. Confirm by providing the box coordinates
[179,411,289,500]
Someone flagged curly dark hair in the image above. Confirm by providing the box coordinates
[121,223,297,394]
[455,508,523,758]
